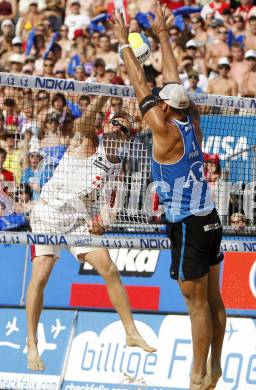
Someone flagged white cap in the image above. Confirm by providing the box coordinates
[10,54,23,63]
[29,146,42,155]
[218,57,230,66]
[12,37,22,45]
[105,65,116,72]
[2,19,13,27]
[245,49,256,59]
[158,83,190,109]
[186,39,198,48]
[28,0,37,5]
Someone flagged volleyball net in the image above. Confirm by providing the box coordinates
[0,73,256,250]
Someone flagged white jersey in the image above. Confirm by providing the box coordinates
[31,140,122,234]
[40,140,122,207]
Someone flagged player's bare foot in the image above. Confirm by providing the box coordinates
[207,359,222,389]
[126,333,156,353]
[27,344,45,371]
[190,373,212,390]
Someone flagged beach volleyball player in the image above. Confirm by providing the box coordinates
[26,96,156,371]
[113,3,226,389]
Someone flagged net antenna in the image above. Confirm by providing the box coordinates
[0,73,256,250]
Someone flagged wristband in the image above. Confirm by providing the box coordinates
[119,44,132,52]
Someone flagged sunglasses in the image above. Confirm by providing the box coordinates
[218,65,230,69]
[111,119,130,134]
[189,76,199,80]
[219,31,228,34]
[246,57,256,61]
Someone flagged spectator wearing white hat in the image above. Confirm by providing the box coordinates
[2,36,23,70]
[64,1,90,40]
[0,19,14,57]
[9,53,23,73]
[240,50,256,97]
[207,57,238,96]
[185,39,207,76]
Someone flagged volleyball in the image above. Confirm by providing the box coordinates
[120,32,151,64]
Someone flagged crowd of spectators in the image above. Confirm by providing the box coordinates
[0,0,255,232]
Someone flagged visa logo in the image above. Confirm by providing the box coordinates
[203,136,248,160]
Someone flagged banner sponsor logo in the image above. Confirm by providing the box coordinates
[203,136,248,160]
[35,77,75,91]
[80,249,160,276]
[82,84,102,93]
[26,233,68,246]
[64,313,256,389]
[140,238,171,249]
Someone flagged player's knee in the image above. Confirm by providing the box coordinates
[31,256,54,288]
[100,262,119,280]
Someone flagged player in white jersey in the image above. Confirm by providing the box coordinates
[26,96,156,371]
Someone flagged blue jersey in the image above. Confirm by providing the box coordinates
[152,115,214,223]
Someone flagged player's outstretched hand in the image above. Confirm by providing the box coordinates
[149,1,174,34]
[112,10,129,45]
[89,215,105,236]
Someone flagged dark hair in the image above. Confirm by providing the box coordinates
[79,95,90,104]
[146,75,157,87]
[248,15,256,23]
[0,147,6,159]
[52,93,66,106]
[50,43,62,54]
[94,58,106,67]
[3,98,16,107]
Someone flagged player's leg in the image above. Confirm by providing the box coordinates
[26,252,56,370]
[207,263,226,388]
[76,248,156,353]
[178,276,212,389]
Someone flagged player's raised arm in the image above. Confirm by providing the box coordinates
[112,10,167,136]
[74,95,109,136]
[150,3,180,84]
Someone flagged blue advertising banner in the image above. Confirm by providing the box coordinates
[0,245,26,306]
[0,308,75,389]
[64,311,256,390]
[0,309,255,389]
[202,115,256,182]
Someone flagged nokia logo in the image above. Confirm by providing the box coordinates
[27,234,67,245]
[35,77,75,91]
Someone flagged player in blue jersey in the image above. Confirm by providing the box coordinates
[113,3,226,389]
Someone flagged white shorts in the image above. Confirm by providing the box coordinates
[30,202,98,261]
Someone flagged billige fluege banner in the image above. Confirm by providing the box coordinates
[0,309,256,389]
